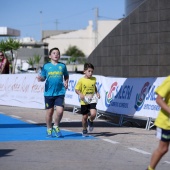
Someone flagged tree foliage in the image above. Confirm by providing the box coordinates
[33,54,41,72]
[27,54,42,72]
[34,54,41,65]
[0,38,21,58]
[27,57,35,68]
[63,45,85,64]
[0,38,21,73]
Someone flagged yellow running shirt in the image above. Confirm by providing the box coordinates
[154,76,170,130]
[75,77,96,105]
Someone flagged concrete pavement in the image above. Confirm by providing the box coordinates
[0,105,170,170]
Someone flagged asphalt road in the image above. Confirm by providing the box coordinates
[0,105,170,170]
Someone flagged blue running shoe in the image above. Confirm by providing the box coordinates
[82,129,88,137]
[87,118,94,132]
[53,126,62,137]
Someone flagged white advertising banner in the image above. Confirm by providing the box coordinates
[0,74,166,119]
[0,74,45,109]
[96,77,165,119]
[65,74,83,107]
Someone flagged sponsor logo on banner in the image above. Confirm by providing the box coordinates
[134,82,160,111]
[134,82,150,111]
[96,82,102,93]
[105,82,133,108]
[65,79,77,99]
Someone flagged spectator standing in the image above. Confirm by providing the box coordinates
[0,51,9,74]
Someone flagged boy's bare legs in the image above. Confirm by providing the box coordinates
[82,114,88,130]
[54,106,64,126]
[149,141,169,169]
[89,109,97,121]
[46,107,54,128]
[46,106,63,128]
[87,109,96,132]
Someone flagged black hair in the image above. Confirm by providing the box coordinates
[84,63,94,71]
[49,47,60,56]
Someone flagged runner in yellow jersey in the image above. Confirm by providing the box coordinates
[75,63,100,136]
[146,76,170,170]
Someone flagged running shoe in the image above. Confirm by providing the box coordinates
[53,126,62,137]
[87,118,94,132]
[146,167,154,170]
[82,129,88,137]
[47,128,52,137]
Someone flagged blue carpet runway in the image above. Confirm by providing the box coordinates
[0,113,96,142]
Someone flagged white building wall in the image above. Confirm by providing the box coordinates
[97,20,121,44]
[43,20,121,57]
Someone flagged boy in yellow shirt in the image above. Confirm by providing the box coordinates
[75,63,100,136]
[146,76,170,170]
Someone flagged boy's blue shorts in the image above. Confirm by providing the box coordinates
[44,95,64,109]
[156,127,170,142]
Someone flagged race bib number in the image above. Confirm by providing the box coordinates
[84,94,98,104]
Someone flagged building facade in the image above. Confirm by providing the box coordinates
[125,0,145,16]
[87,0,170,77]
[42,20,121,56]
[0,27,20,36]
[16,37,48,71]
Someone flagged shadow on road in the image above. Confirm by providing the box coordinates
[0,149,15,157]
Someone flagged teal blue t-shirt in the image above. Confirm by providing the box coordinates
[40,62,69,96]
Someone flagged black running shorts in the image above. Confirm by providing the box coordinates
[81,103,97,115]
